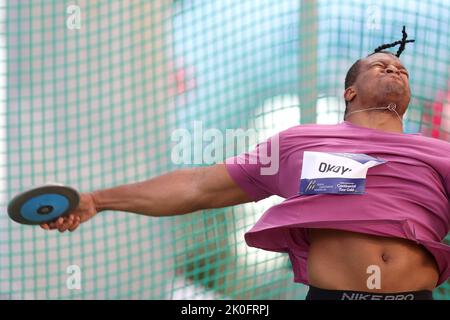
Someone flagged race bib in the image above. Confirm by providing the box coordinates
[299,151,387,195]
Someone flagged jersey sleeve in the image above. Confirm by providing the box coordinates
[224,132,282,202]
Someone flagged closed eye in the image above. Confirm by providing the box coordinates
[372,63,384,68]
[372,63,409,78]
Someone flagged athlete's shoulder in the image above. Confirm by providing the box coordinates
[273,123,343,154]
[414,132,450,147]
[278,122,343,138]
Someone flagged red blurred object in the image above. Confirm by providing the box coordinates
[167,58,197,97]
[421,84,450,141]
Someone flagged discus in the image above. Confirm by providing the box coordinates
[7,183,80,225]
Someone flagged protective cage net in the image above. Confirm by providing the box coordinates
[1,0,450,299]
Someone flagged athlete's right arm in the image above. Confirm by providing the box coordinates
[40,164,253,232]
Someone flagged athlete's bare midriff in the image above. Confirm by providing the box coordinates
[307,228,439,292]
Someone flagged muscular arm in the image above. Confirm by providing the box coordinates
[92,163,253,217]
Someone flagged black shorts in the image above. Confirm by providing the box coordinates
[305,285,433,300]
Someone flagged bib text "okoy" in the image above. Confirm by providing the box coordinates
[318,162,352,175]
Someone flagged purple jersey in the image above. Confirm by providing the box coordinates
[225,121,450,286]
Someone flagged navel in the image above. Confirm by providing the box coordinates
[381,252,390,263]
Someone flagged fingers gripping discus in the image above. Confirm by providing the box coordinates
[7,183,80,225]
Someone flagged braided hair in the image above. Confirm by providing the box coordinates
[344,26,415,112]
[372,25,415,57]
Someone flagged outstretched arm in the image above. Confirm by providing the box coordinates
[41,163,253,232]
[93,163,252,216]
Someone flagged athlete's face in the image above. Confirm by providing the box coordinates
[347,53,411,113]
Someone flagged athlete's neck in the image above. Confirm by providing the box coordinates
[344,103,404,134]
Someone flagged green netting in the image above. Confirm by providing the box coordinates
[1,0,450,299]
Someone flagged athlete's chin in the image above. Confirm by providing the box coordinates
[372,87,409,108]
[380,82,407,97]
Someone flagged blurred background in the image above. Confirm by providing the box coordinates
[1,0,449,299]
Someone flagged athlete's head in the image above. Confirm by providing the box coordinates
[344,26,415,119]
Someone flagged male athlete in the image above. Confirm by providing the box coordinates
[40,27,450,300]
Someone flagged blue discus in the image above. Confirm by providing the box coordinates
[7,183,80,225]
